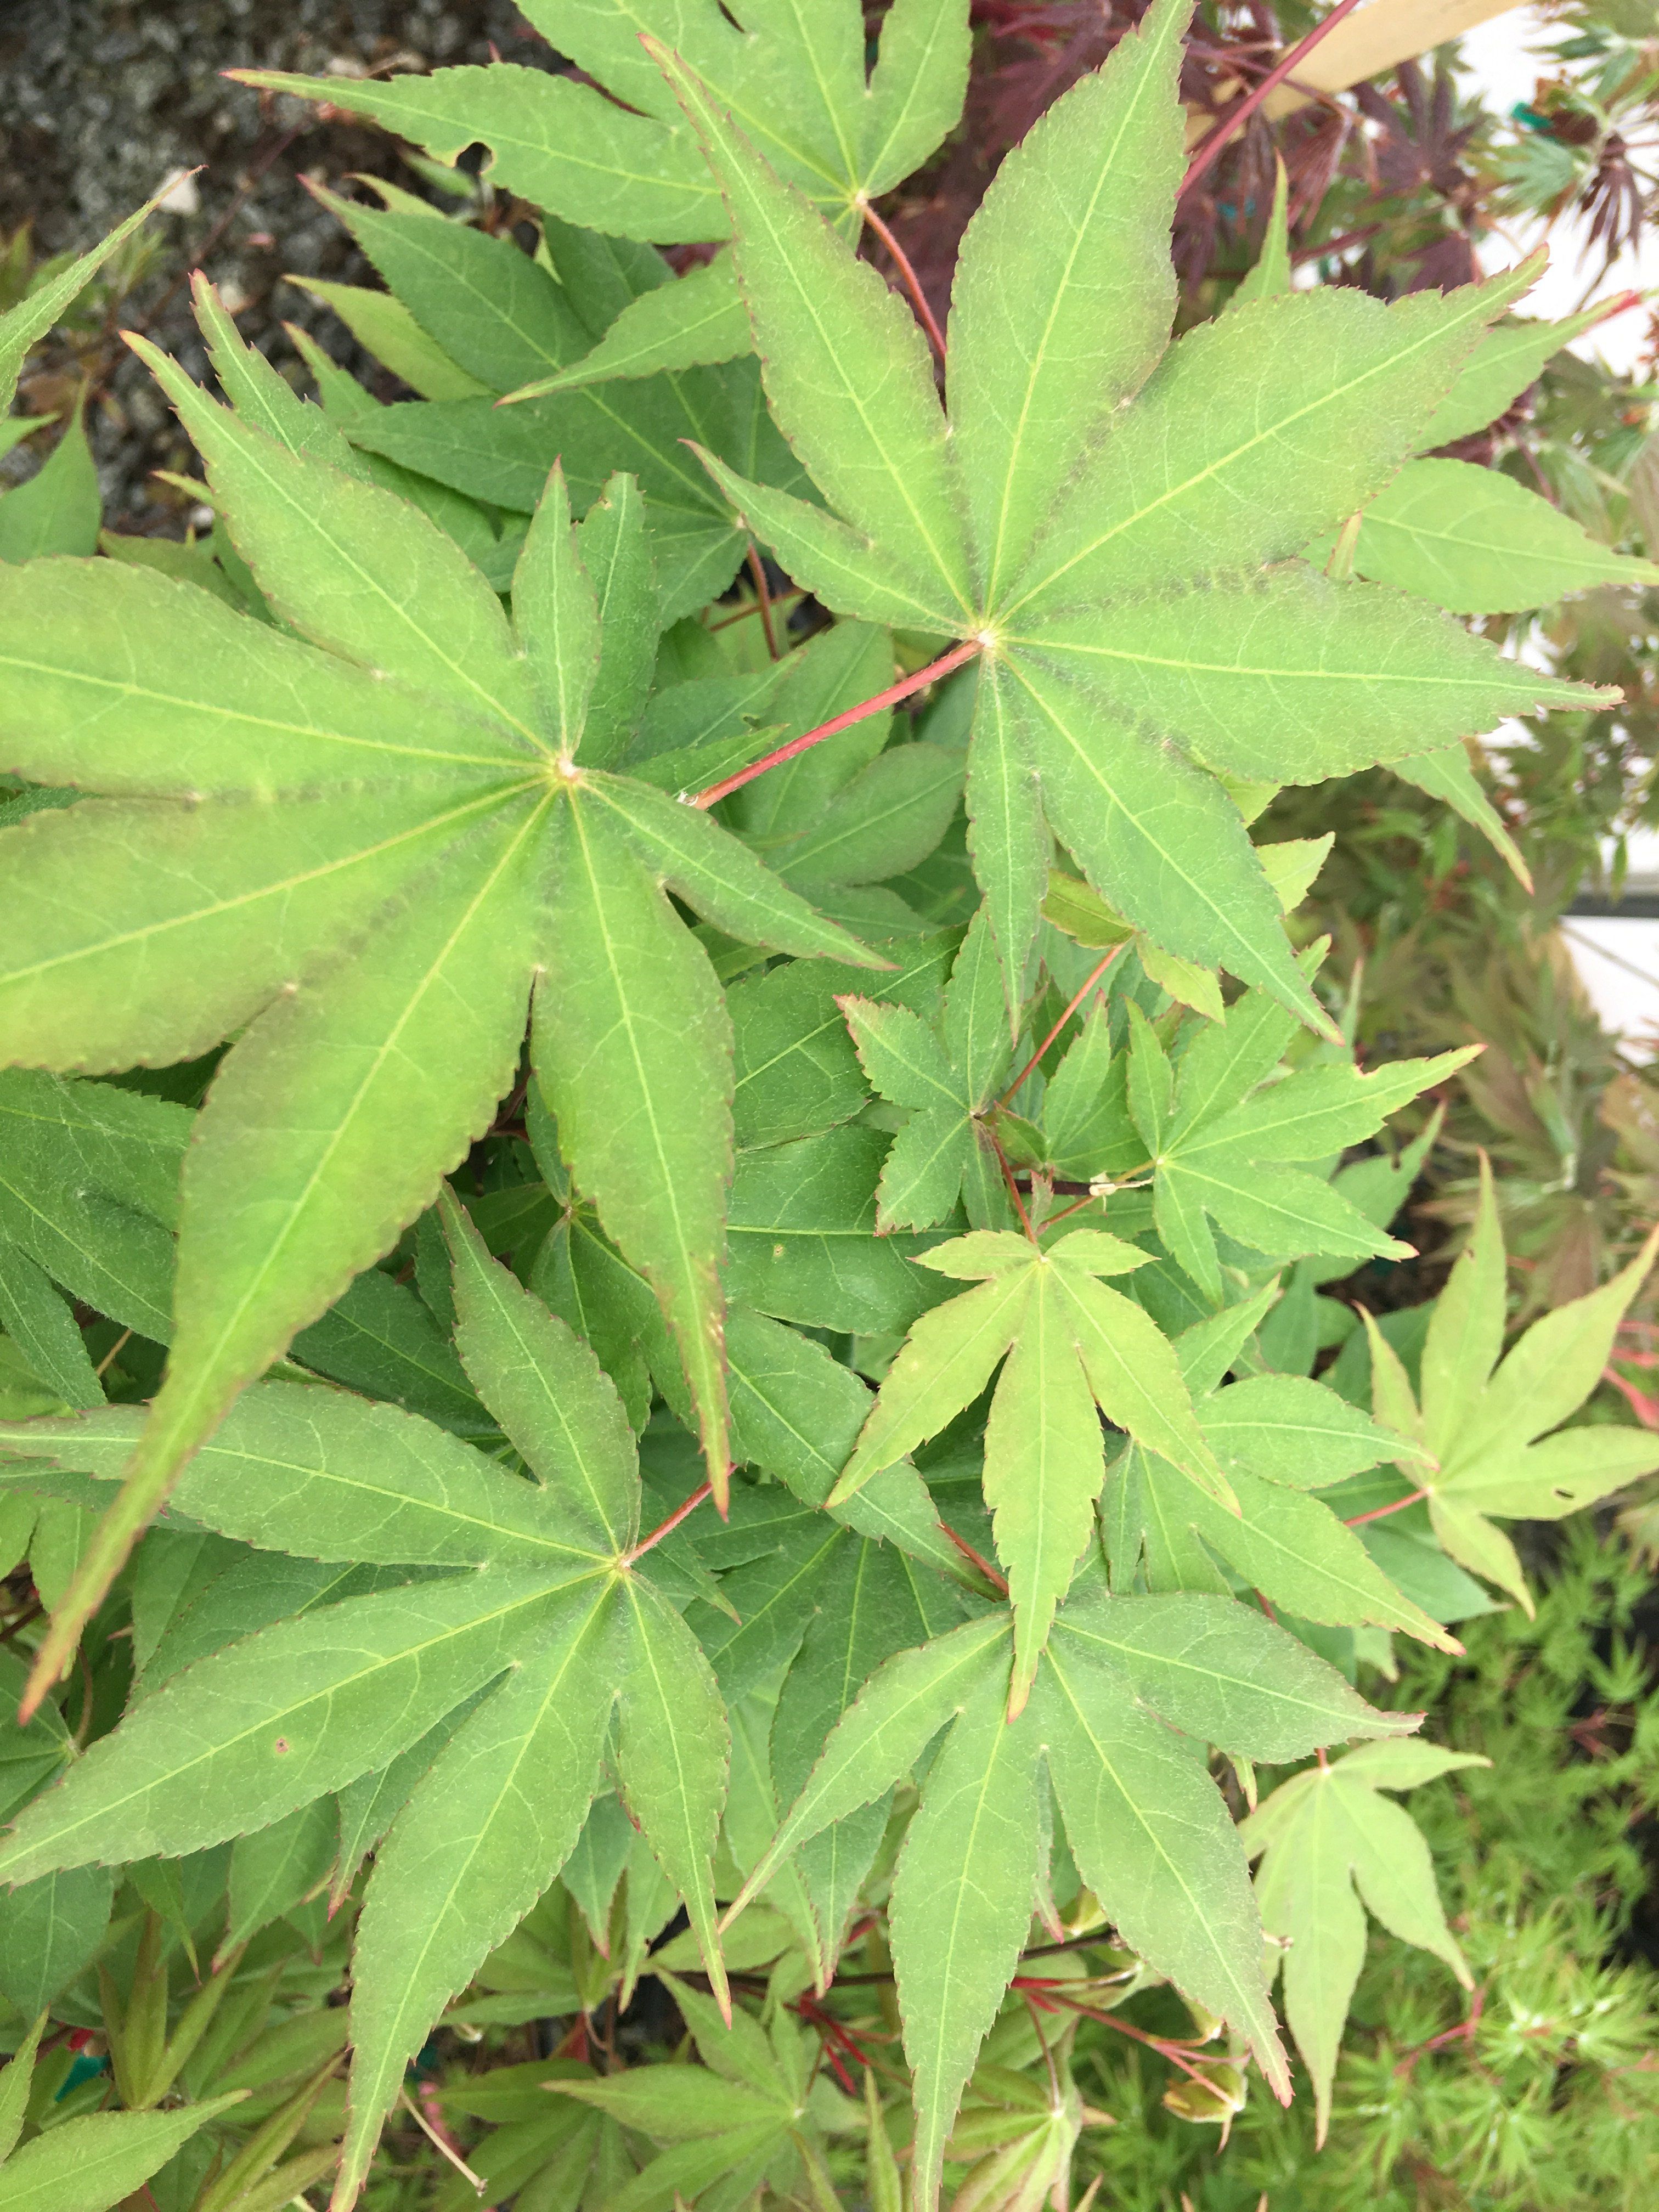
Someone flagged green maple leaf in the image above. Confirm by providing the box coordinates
[0,195,164,568]
[1362,1155,1659,1614]
[726,1578,1410,2209]
[236,0,970,398]
[827,1221,1229,1709]
[0,2025,242,2212]
[648,0,1605,1034]
[1242,1739,1490,2145]
[0,286,882,1694]
[1123,978,1480,1302]
[0,192,162,417]
[839,904,1020,1231]
[0,1194,732,2208]
[1103,1293,1459,1656]
[240,1,967,242]
[279,203,819,620]
[552,1971,828,2207]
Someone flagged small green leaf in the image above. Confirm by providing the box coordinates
[0,2096,247,2212]
[340,1582,622,2203]
[511,463,599,753]
[616,1576,730,2015]
[577,473,661,766]
[505,255,750,398]
[653,39,974,620]
[947,0,1185,599]
[889,1663,1046,2211]
[1348,457,1659,613]
[535,794,733,1496]
[442,1188,639,1552]
[1244,1740,1487,2141]
[726,1612,1010,1920]
[983,1266,1103,1712]
[1051,1588,1415,1761]
[0,1571,580,1883]
[1036,1628,1288,2100]
[0,402,101,563]
[1231,157,1291,310]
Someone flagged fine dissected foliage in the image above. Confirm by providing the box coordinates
[0,8,1656,2212]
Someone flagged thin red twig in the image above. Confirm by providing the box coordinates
[745,544,780,660]
[692,638,979,808]
[859,198,948,363]
[1015,1982,1221,2087]
[1344,1486,1429,1528]
[625,1481,713,1565]
[1002,944,1126,1105]
[1181,0,1370,199]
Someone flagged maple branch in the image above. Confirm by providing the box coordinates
[1344,1486,1428,1528]
[858,197,947,364]
[691,638,979,808]
[745,543,780,660]
[1181,0,1369,200]
[625,1481,713,1564]
[1002,943,1127,1105]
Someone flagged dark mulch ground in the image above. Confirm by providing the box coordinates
[0,0,552,527]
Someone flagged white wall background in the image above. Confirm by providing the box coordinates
[1457,8,1659,1049]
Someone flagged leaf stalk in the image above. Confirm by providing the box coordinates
[690,639,979,808]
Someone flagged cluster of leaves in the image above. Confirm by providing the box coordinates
[1,5,1657,2211]
[1072,1515,1659,2211]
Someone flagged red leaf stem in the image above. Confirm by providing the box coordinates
[858,196,949,363]
[1344,1486,1429,1528]
[690,637,979,808]
[1001,942,1127,1105]
[625,1480,713,1564]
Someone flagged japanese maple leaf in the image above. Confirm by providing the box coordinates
[650,0,1603,1032]
[0,284,879,1698]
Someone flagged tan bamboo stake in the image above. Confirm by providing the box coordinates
[1186,0,1526,143]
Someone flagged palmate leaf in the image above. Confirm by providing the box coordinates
[0,1234,733,2204]
[729,1582,1403,2207]
[654,0,1609,1026]
[236,1,970,242]
[839,906,1015,1231]
[1122,975,1478,1303]
[1243,1740,1489,2144]
[1361,1159,1659,1613]
[828,1224,1227,1711]
[1104,1300,1456,1653]
[295,201,817,622]
[0,309,882,1691]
